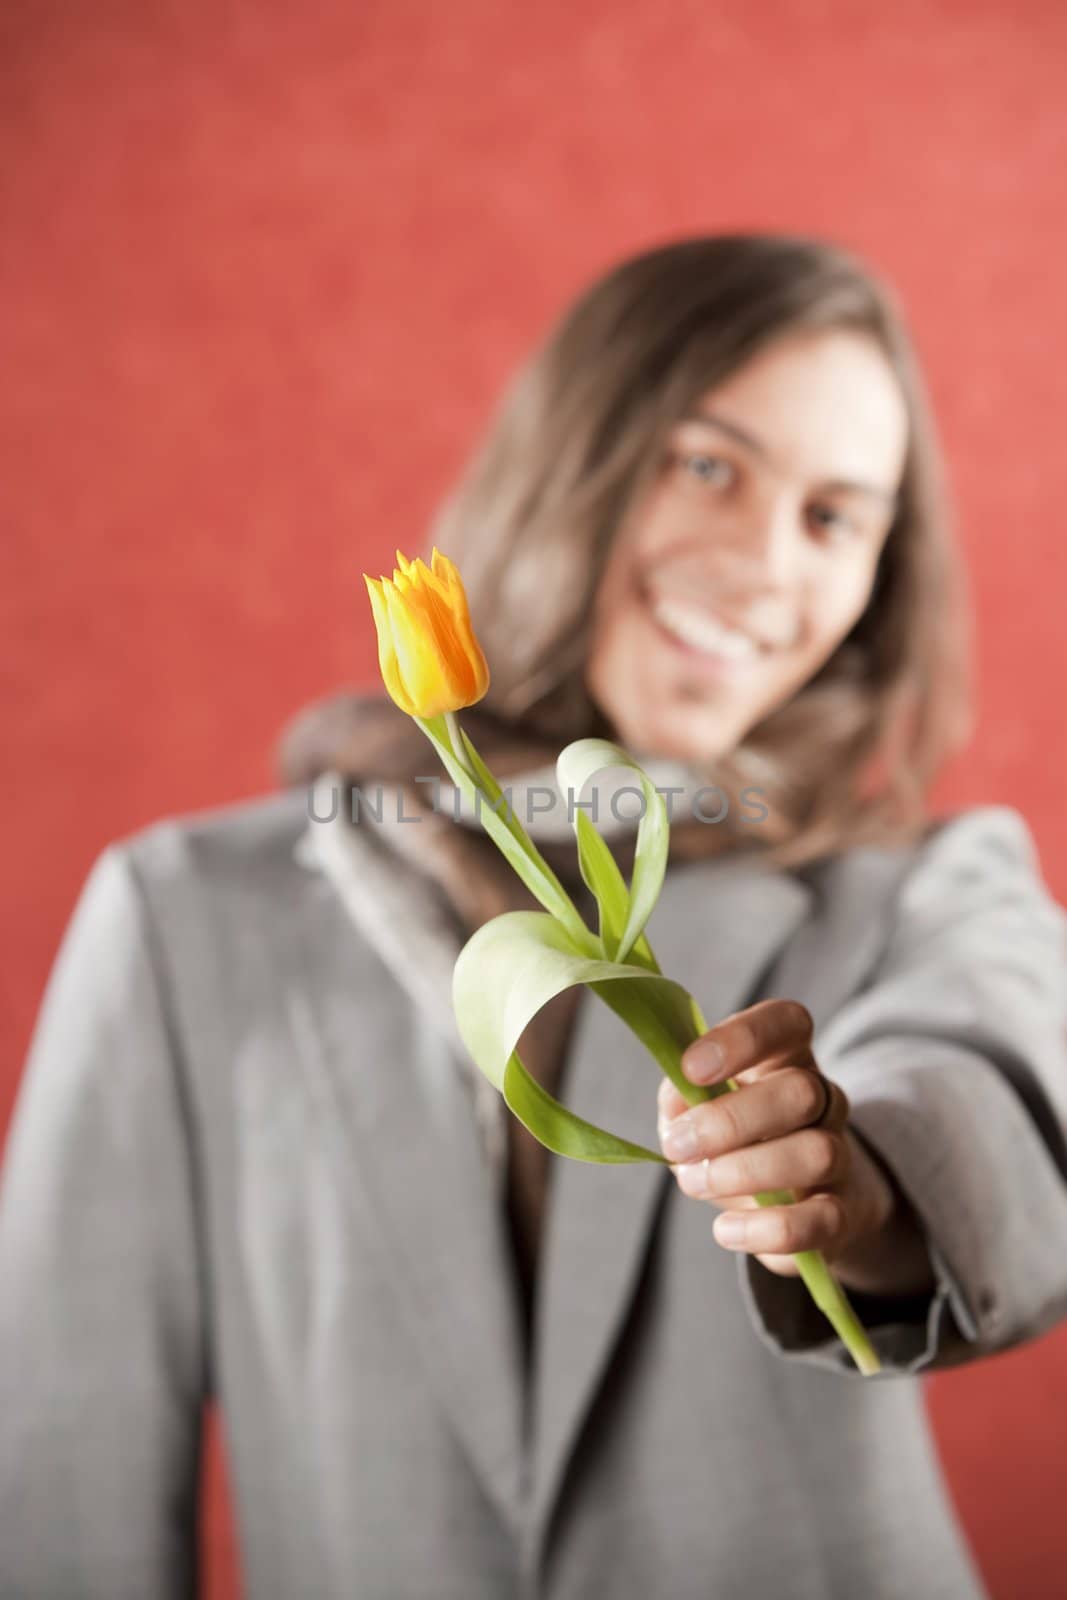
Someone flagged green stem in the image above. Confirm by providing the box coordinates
[791,1249,882,1375]
[442,709,466,762]
[432,712,599,957]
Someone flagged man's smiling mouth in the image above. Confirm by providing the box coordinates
[647,592,762,664]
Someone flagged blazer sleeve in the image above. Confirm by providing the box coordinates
[737,805,1067,1378]
[0,843,208,1597]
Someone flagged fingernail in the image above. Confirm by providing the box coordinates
[675,1160,710,1197]
[715,1214,747,1247]
[683,1039,726,1084]
[661,1118,700,1160]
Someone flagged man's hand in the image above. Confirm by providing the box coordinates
[657,998,936,1296]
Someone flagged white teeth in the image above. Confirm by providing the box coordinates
[651,598,759,661]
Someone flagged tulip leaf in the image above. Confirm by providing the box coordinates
[452,909,713,1162]
[555,739,670,966]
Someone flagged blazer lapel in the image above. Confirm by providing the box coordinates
[281,869,528,1538]
[525,853,814,1553]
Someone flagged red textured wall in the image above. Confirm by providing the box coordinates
[3,4,1066,1596]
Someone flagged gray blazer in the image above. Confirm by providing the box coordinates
[3,787,1067,1600]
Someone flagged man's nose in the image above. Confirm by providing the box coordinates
[688,497,802,647]
[718,493,800,587]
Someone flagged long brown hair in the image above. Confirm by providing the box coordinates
[279,232,971,868]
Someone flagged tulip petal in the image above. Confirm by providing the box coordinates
[408,573,473,707]
[409,558,479,703]
[410,554,450,602]
[364,575,415,715]
[429,548,490,702]
[381,578,442,716]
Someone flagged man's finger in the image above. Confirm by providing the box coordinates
[657,1076,689,1121]
[681,998,814,1086]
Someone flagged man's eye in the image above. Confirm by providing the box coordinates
[679,452,734,488]
[807,503,856,540]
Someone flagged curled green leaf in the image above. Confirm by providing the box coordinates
[452,909,705,1162]
[555,738,670,965]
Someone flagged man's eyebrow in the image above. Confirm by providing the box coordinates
[679,409,769,458]
[677,409,899,505]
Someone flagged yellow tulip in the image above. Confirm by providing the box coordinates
[363,547,490,719]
